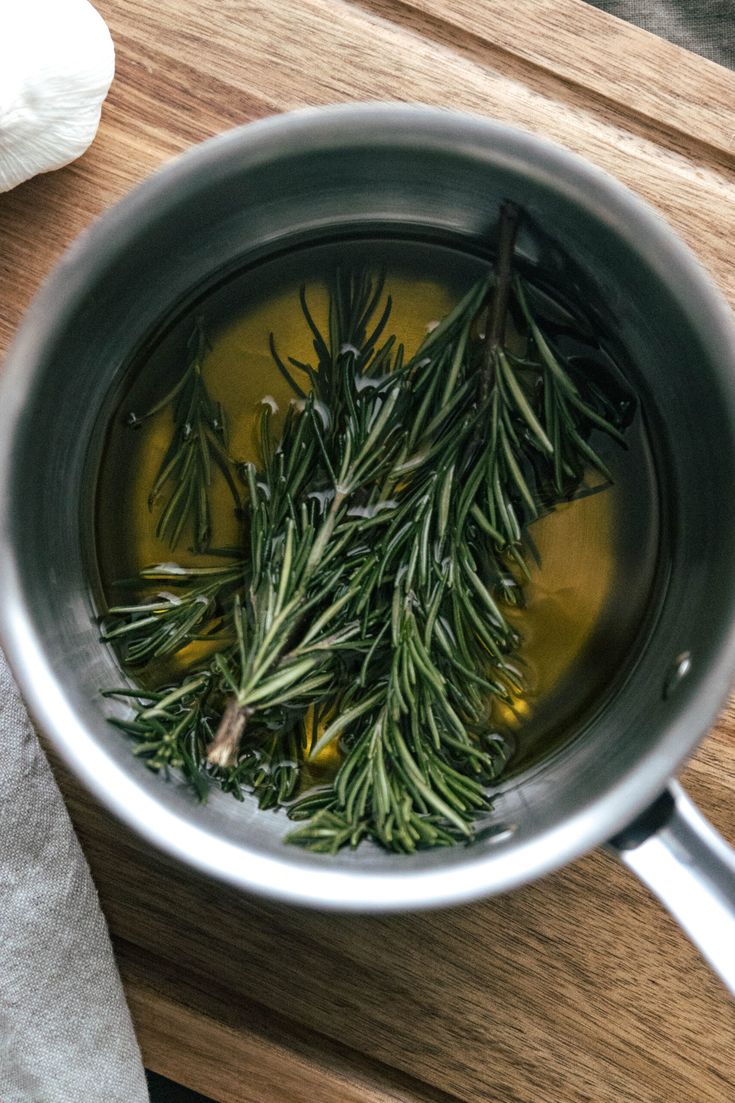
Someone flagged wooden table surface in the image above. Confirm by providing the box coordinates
[2,2,735,1101]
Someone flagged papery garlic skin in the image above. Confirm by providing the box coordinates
[0,0,115,193]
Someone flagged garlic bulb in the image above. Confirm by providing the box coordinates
[0,0,114,193]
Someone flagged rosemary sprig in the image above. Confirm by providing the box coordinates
[206,273,408,766]
[100,561,243,664]
[133,323,240,551]
[104,672,215,800]
[103,218,631,853]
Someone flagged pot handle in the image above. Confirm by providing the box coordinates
[607,781,735,995]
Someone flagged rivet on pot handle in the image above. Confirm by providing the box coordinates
[607,782,735,995]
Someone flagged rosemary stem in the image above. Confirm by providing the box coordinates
[207,699,252,767]
[482,201,521,395]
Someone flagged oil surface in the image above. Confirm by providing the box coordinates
[95,237,659,774]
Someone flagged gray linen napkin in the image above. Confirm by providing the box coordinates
[0,648,149,1103]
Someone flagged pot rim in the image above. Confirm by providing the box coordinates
[2,102,735,911]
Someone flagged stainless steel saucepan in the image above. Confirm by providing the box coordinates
[1,105,734,992]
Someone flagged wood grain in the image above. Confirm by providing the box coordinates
[3,2,735,1101]
[119,941,457,1103]
[376,0,735,160]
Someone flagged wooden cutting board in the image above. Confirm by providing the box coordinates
[2,2,735,1101]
